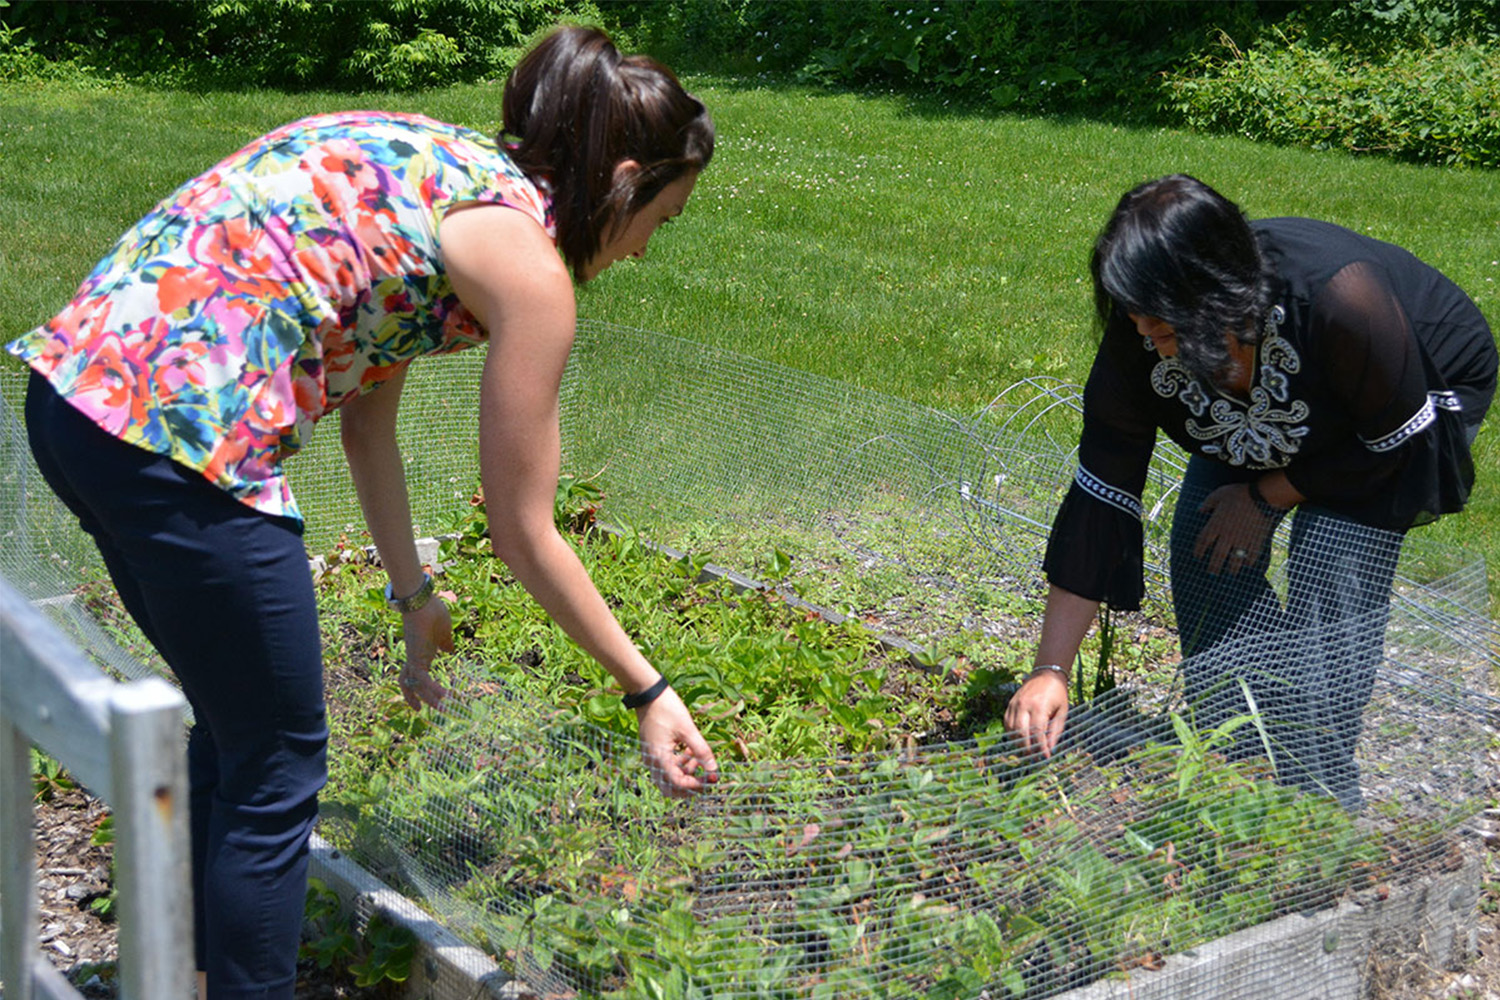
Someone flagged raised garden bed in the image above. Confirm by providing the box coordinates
[298,493,1489,1000]
[11,480,1494,1000]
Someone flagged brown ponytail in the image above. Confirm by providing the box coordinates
[502,26,714,279]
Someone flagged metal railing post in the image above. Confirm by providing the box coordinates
[109,679,195,1000]
[0,573,194,1000]
[1,710,39,999]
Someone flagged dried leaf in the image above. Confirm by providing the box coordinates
[785,823,820,857]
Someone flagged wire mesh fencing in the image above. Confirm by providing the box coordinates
[2,316,1497,999]
[308,671,1491,1000]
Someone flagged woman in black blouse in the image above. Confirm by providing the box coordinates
[1003,174,1495,809]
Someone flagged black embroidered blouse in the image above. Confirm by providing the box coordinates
[1044,217,1497,610]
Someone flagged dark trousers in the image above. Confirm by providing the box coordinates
[26,373,326,1000]
[1169,455,1402,811]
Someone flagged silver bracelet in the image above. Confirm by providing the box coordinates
[384,572,434,614]
[1027,663,1068,681]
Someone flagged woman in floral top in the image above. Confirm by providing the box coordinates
[10,25,717,999]
[1004,175,1495,811]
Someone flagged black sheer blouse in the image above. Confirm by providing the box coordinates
[1044,217,1497,610]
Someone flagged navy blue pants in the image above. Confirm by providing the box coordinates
[26,373,326,1000]
[1169,455,1402,811]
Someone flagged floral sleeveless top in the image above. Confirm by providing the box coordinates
[7,111,555,520]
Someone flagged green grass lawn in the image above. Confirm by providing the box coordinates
[3,75,1497,600]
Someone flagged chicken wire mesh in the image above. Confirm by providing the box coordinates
[2,317,1497,999]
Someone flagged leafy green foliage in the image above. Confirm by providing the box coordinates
[1297,0,1500,52]
[349,914,416,988]
[300,880,418,989]
[714,0,1499,169]
[413,499,931,757]
[618,0,1269,118]
[302,879,361,971]
[1074,605,1120,705]
[0,19,52,81]
[335,704,1414,998]
[308,496,1457,999]
[88,815,118,921]
[0,0,613,89]
[30,747,76,802]
[4,0,1496,166]
[1164,25,1500,168]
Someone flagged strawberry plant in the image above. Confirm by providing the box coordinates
[307,490,1468,1000]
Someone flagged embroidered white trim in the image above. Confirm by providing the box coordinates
[1434,390,1463,412]
[1361,390,1460,452]
[1149,305,1310,469]
[1075,464,1143,520]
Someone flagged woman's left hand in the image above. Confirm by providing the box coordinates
[398,598,454,709]
[1193,483,1277,575]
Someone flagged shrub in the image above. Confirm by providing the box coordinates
[198,0,614,90]
[731,0,1268,117]
[0,0,615,89]
[1297,0,1500,53]
[1163,30,1500,169]
[606,0,758,71]
[0,20,49,81]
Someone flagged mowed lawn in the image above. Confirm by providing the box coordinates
[3,77,1497,600]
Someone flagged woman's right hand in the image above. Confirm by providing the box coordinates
[635,686,720,798]
[1193,482,1281,575]
[397,599,453,710]
[1004,670,1071,758]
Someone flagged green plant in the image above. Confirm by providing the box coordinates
[0,18,51,81]
[1164,27,1500,168]
[0,0,615,89]
[554,472,605,533]
[1074,605,1120,705]
[88,815,117,921]
[348,914,416,989]
[1481,876,1499,916]
[300,880,417,991]
[30,747,76,802]
[300,879,360,971]
[318,568,1428,999]
[66,961,117,992]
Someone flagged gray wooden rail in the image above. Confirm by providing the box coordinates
[0,573,193,1000]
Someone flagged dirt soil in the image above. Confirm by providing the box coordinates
[21,781,1500,999]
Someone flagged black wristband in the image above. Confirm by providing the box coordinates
[1246,479,1283,520]
[622,676,670,710]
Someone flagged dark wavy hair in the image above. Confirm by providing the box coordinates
[1090,174,1276,383]
[502,25,714,280]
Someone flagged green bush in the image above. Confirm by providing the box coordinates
[5,0,1497,169]
[0,20,50,81]
[605,0,758,71]
[0,0,615,89]
[617,0,1500,169]
[723,0,1269,117]
[1164,32,1500,169]
[1297,0,1500,52]
[198,0,615,90]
